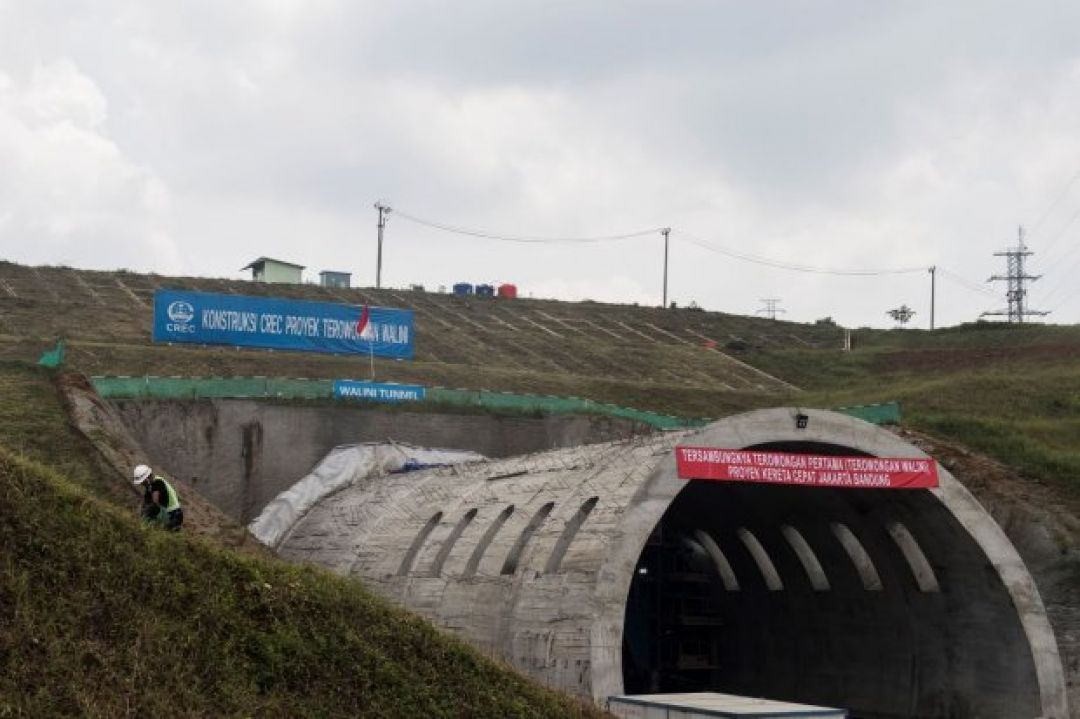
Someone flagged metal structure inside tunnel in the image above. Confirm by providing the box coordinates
[273,409,1067,719]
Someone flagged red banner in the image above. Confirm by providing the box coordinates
[676,447,938,489]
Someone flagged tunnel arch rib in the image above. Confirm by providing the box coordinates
[398,512,442,577]
[463,504,514,577]
[430,508,478,577]
[692,529,740,591]
[887,520,941,592]
[545,496,599,574]
[781,524,830,591]
[736,527,784,590]
[831,521,883,591]
[502,502,554,575]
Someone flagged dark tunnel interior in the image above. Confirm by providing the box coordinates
[621,441,1042,718]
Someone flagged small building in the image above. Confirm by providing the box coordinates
[319,270,352,289]
[241,257,305,284]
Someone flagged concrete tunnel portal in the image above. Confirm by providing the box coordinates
[622,445,1041,714]
[262,408,1067,719]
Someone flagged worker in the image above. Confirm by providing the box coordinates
[133,464,183,531]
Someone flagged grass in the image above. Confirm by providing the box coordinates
[0,361,126,504]
[800,359,1080,503]
[0,373,607,717]
[54,339,775,420]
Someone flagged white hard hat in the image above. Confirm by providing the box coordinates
[133,464,152,485]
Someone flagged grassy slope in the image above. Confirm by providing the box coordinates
[750,325,1080,504]
[16,317,1079,502]
[3,263,1078,714]
[0,361,126,503]
[44,340,775,419]
[0,363,604,718]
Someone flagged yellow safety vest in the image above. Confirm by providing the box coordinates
[153,476,181,512]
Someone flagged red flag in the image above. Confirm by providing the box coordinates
[357,306,372,339]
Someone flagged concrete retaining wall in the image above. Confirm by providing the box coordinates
[112,399,650,522]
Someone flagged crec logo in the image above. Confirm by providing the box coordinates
[167,301,195,324]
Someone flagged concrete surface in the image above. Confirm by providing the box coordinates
[272,408,1067,718]
[112,398,649,522]
[248,441,484,549]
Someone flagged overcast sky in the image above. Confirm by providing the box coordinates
[2,1,1080,328]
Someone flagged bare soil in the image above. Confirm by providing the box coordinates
[57,371,269,557]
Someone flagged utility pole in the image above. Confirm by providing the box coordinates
[661,227,671,308]
[374,202,391,288]
[928,265,936,330]
[982,226,1049,323]
[757,298,785,321]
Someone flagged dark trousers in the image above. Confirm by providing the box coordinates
[164,508,184,531]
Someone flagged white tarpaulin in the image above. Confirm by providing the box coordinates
[249,441,485,549]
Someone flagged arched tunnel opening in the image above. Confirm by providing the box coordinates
[621,441,1043,719]
[204,403,1065,719]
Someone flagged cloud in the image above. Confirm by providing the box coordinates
[1,1,1079,325]
[0,58,180,272]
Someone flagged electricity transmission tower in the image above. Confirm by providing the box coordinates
[982,226,1049,323]
[757,298,785,321]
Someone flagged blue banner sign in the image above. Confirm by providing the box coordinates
[334,380,426,403]
[153,289,414,359]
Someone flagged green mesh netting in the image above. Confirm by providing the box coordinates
[37,340,65,369]
[90,376,898,429]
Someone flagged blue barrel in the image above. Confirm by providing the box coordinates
[452,282,474,296]
[476,284,495,297]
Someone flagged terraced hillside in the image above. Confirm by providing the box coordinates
[1,259,1078,498]
[0,261,833,393]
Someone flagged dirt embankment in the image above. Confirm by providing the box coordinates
[56,372,268,557]
[897,426,1080,714]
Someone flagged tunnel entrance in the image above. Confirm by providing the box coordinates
[621,441,1043,718]
[255,406,1065,718]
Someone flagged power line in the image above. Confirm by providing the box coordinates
[1039,242,1080,305]
[1048,282,1080,313]
[1028,167,1080,240]
[391,206,664,244]
[388,207,929,273]
[1037,204,1080,260]
[673,230,927,276]
[937,267,999,299]
[1024,166,1080,270]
